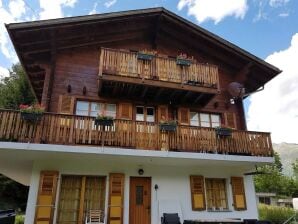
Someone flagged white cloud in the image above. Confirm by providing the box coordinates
[0,0,26,61]
[269,0,290,7]
[247,33,298,144]
[0,66,9,79]
[39,0,78,20]
[177,0,248,24]
[89,2,98,15]
[279,12,289,17]
[104,0,117,8]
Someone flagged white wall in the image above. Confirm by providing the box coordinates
[25,159,258,224]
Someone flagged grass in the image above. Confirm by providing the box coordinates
[259,204,297,224]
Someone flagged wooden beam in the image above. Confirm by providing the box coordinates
[102,74,218,95]
[234,62,253,83]
[194,93,204,104]
[181,91,193,103]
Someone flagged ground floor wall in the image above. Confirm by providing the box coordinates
[25,158,258,224]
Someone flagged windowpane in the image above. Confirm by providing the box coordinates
[146,107,155,122]
[76,101,89,116]
[190,112,199,126]
[205,178,227,210]
[200,113,210,127]
[90,103,101,117]
[106,104,116,118]
[136,106,144,121]
[211,114,221,128]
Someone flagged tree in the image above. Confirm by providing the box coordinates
[0,63,35,109]
[293,159,298,181]
[254,152,298,197]
[0,63,34,211]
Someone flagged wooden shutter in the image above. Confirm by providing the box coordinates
[34,171,59,224]
[118,103,132,120]
[224,112,236,129]
[178,107,190,125]
[190,175,206,211]
[158,105,168,122]
[108,173,125,224]
[231,177,247,210]
[58,95,74,114]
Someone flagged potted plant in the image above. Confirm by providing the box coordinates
[19,104,45,123]
[95,113,114,126]
[159,120,177,132]
[215,126,233,137]
[176,53,193,66]
[137,49,157,61]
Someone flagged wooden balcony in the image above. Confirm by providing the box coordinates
[98,48,220,105]
[0,109,273,157]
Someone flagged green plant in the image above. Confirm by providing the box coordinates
[19,103,45,114]
[15,214,25,224]
[96,114,114,120]
[159,120,177,125]
[258,204,296,224]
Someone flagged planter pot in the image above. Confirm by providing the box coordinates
[95,119,114,126]
[137,53,154,61]
[215,128,232,137]
[159,124,177,132]
[176,58,192,66]
[20,112,43,123]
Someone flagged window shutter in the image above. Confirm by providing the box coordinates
[231,177,247,210]
[158,105,168,122]
[190,175,206,211]
[58,95,74,114]
[224,112,236,129]
[118,103,132,120]
[178,107,190,125]
[34,171,59,224]
[108,173,125,224]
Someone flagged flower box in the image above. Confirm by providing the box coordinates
[20,112,43,123]
[137,52,155,61]
[159,123,177,132]
[176,58,192,66]
[215,127,232,137]
[94,119,114,126]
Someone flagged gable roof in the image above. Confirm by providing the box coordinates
[6,7,281,100]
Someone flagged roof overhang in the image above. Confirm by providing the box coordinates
[6,7,281,101]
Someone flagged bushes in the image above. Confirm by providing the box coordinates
[258,204,297,224]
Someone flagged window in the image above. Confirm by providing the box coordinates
[75,101,116,118]
[205,178,228,211]
[259,197,271,205]
[190,112,221,128]
[57,175,106,224]
[135,106,155,122]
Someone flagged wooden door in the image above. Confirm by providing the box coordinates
[129,177,151,224]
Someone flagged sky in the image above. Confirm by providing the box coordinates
[0,0,297,143]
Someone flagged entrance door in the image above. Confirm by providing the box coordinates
[129,177,151,224]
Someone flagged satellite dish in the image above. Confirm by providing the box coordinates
[228,82,245,99]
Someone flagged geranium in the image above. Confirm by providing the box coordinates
[19,103,45,114]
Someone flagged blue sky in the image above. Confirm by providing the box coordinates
[0,0,297,143]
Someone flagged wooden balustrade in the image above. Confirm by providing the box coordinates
[0,109,273,157]
[100,48,219,89]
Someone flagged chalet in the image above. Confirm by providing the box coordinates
[1,7,281,224]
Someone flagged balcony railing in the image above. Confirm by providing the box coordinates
[100,48,219,90]
[0,109,273,157]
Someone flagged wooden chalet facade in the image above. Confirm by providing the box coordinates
[1,8,281,224]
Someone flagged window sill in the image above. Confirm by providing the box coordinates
[207,209,232,212]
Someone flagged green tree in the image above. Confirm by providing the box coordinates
[293,159,298,181]
[0,63,35,109]
[0,63,34,212]
[254,152,298,197]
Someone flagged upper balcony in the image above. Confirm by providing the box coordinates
[98,48,220,105]
[0,109,273,157]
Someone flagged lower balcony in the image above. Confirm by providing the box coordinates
[0,109,273,157]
